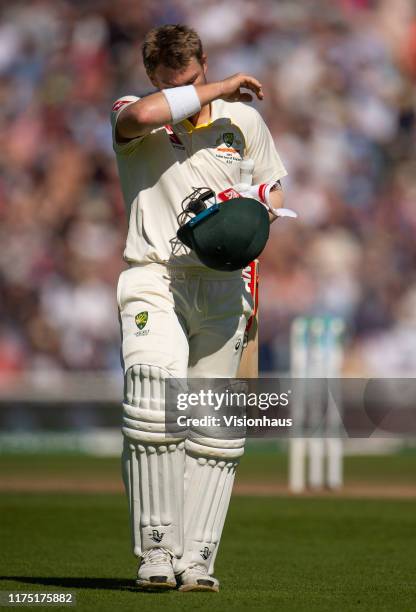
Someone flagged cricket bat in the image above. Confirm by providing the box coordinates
[217,159,259,377]
[237,259,259,377]
[237,158,258,378]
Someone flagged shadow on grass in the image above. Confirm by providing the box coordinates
[0,576,172,594]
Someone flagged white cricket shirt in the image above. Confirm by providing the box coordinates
[111,96,287,267]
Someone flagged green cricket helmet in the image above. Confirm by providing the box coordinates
[177,197,269,271]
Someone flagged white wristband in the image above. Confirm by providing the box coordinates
[162,85,201,124]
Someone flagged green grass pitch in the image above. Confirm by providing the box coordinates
[1,449,416,487]
[1,492,416,611]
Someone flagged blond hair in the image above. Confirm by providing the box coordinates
[142,24,204,75]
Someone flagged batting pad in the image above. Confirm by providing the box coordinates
[122,365,186,558]
[174,435,245,575]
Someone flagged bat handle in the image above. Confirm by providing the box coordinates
[240,158,255,186]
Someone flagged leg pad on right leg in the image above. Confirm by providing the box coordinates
[121,365,187,559]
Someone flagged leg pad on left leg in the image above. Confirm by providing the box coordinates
[175,435,245,577]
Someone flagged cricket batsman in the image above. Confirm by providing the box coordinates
[111,24,288,592]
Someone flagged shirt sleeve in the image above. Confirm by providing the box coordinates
[245,108,288,185]
[110,95,144,155]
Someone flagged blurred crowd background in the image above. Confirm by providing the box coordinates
[1,0,416,379]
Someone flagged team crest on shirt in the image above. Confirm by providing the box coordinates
[214,131,243,164]
[135,311,150,336]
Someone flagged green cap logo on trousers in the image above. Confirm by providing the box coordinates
[135,311,148,330]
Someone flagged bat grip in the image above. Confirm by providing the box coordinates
[240,158,254,186]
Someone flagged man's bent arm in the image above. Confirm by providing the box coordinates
[116,83,220,140]
[116,73,263,142]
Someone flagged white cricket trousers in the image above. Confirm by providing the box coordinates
[117,263,254,377]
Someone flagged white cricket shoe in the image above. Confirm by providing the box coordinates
[177,564,220,592]
[136,548,176,590]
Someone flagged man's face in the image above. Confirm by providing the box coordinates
[150,56,207,90]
